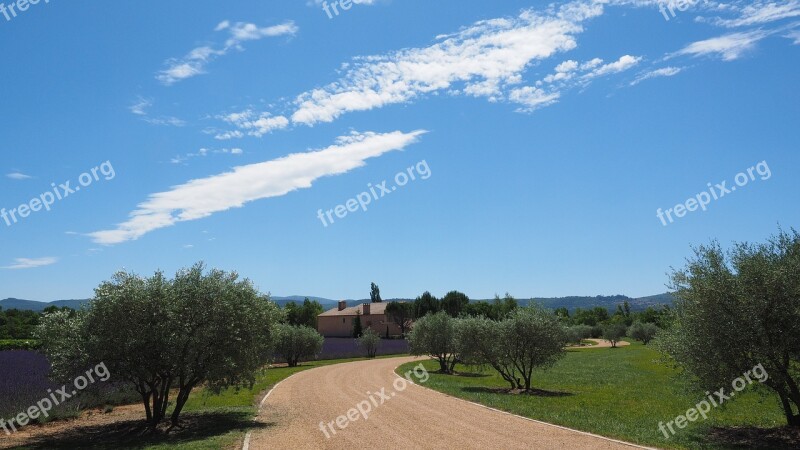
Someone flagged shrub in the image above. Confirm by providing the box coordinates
[357,328,381,358]
[274,324,325,367]
[628,322,659,345]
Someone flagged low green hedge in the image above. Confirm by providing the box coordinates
[0,339,41,351]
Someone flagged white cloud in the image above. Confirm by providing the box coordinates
[630,66,684,85]
[89,130,426,244]
[170,147,245,164]
[144,116,187,127]
[279,2,603,125]
[711,1,800,27]
[508,87,561,112]
[215,130,245,140]
[130,97,186,126]
[671,30,769,61]
[157,21,298,85]
[6,172,31,180]
[220,110,290,137]
[2,257,58,270]
[787,29,800,44]
[544,60,579,83]
[584,55,642,78]
[129,97,152,115]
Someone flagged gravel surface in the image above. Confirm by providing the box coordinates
[247,356,648,450]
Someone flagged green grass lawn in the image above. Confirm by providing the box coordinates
[398,342,786,449]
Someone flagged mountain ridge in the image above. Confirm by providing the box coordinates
[1,293,674,312]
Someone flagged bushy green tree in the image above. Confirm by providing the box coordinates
[441,291,469,317]
[37,263,282,430]
[283,298,324,329]
[413,291,439,318]
[357,328,381,358]
[492,293,518,319]
[273,324,324,367]
[385,301,414,335]
[657,229,800,426]
[407,311,458,373]
[628,321,659,345]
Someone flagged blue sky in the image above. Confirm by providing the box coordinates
[1,0,798,302]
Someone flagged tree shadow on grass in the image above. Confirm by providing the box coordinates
[703,425,800,449]
[17,411,271,450]
[461,386,573,397]
[451,371,491,378]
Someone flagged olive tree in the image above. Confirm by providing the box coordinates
[455,308,566,391]
[503,307,567,391]
[657,230,800,426]
[407,311,459,373]
[628,322,659,345]
[357,328,381,358]
[455,316,519,389]
[602,323,627,348]
[273,324,324,367]
[565,325,593,346]
[37,263,282,430]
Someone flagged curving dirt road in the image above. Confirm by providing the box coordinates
[246,356,649,450]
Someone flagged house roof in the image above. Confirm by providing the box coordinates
[319,302,390,317]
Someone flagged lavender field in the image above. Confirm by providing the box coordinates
[0,350,60,420]
[0,350,137,424]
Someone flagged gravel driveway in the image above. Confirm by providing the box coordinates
[246,356,650,449]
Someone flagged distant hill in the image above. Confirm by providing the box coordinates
[526,294,674,312]
[1,293,674,313]
[0,298,88,312]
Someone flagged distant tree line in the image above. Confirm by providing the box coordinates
[281,298,324,329]
[384,291,520,335]
[0,306,74,340]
